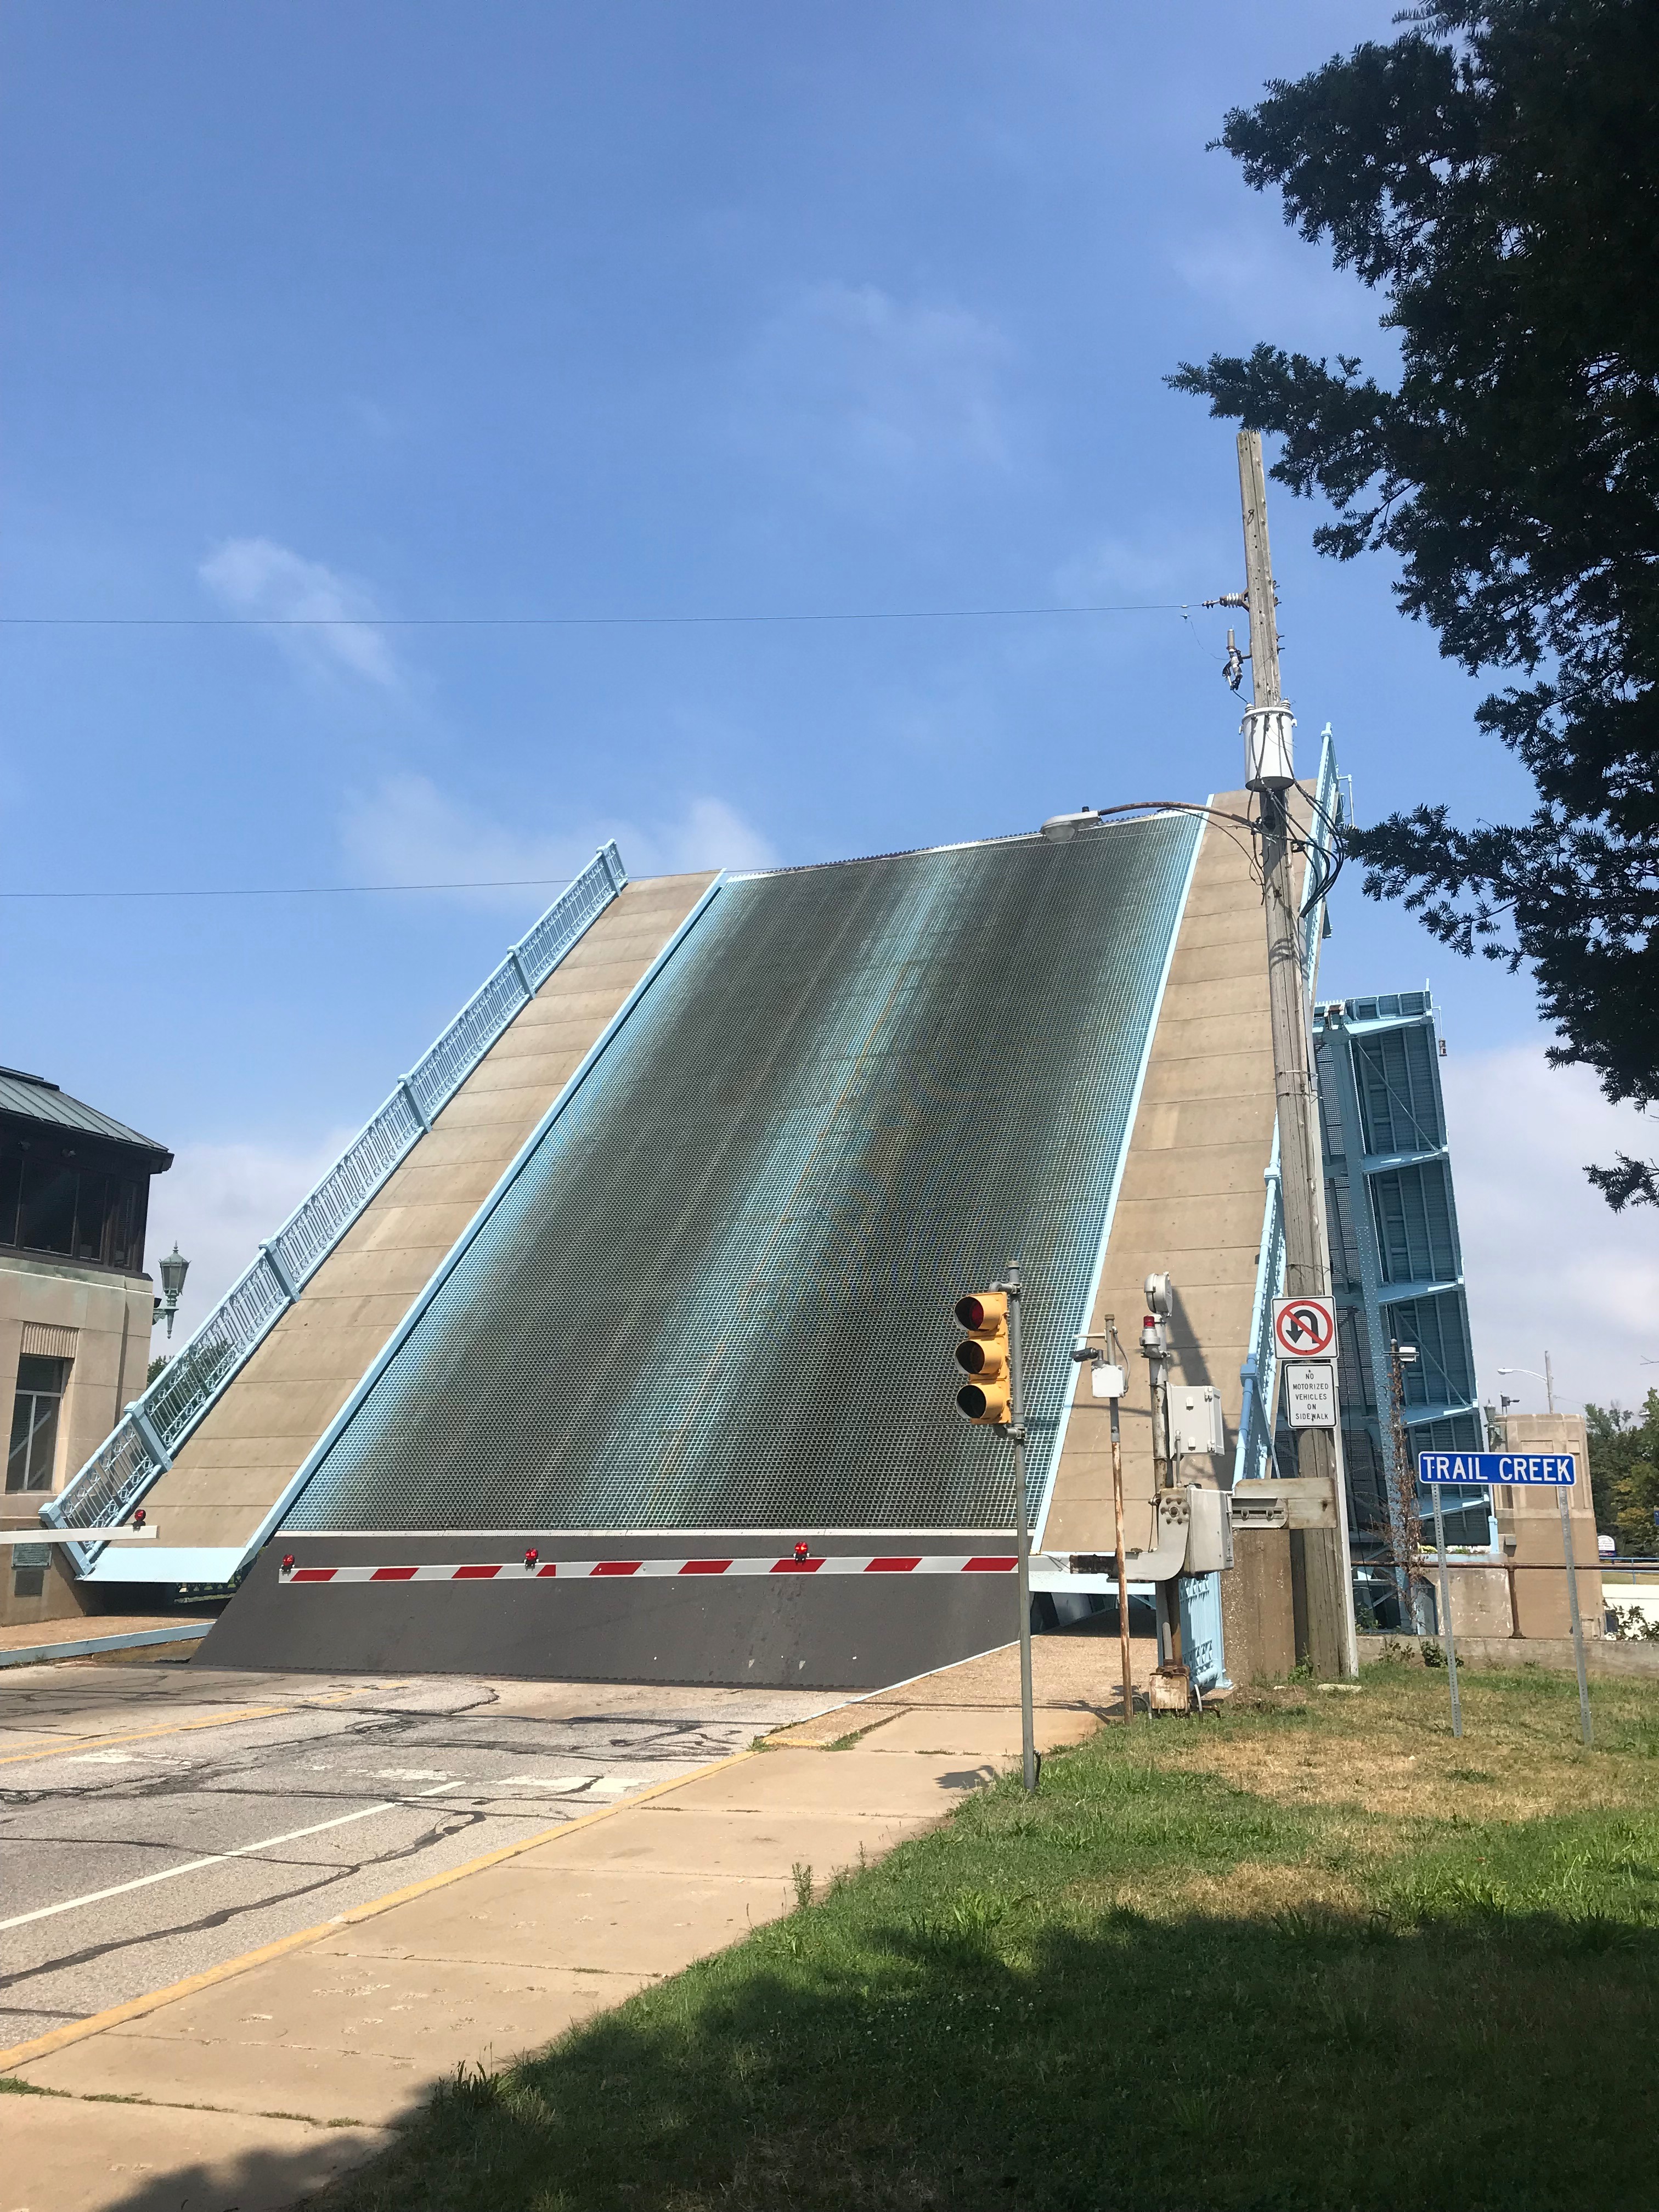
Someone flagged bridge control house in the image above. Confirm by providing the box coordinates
[0,1067,171,1628]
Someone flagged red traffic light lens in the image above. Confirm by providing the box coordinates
[955,1294,988,1330]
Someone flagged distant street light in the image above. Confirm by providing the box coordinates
[1497,1354,1556,1414]
[154,1243,190,1340]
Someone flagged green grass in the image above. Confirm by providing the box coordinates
[311,1664,1659,2211]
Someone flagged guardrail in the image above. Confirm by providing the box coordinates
[1234,735,1340,1485]
[45,844,627,1563]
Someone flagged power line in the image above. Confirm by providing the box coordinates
[0,600,1195,631]
[0,876,579,904]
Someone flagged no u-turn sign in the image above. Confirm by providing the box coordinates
[1272,1296,1336,1359]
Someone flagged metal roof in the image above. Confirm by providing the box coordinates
[0,1067,171,1164]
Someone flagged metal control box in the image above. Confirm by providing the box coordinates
[1171,1384,1225,1459]
[1183,1486,1235,1573]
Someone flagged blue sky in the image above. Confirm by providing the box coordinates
[4,2,1652,1404]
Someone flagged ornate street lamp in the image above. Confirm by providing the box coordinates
[155,1243,190,1340]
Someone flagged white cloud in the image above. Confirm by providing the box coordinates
[145,1132,349,1357]
[1442,1043,1659,1416]
[337,775,776,912]
[737,281,1015,493]
[633,795,776,876]
[1051,522,1238,608]
[1171,224,1391,360]
[199,537,400,689]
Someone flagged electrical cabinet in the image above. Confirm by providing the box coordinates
[1183,1485,1235,1573]
[1171,1384,1225,1459]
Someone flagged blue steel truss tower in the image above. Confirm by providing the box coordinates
[1312,991,1489,1628]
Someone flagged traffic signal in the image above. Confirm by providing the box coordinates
[954,1290,1011,1424]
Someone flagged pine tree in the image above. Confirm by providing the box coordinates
[1171,2,1659,1204]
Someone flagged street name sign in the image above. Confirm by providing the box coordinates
[1285,1361,1337,1429]
[1272,1296,1336,1359]
[1417,1452,1577,1486]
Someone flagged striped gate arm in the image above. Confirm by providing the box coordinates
[44,845,627,1563]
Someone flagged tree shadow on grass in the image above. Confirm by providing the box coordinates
[84,1891,1659,2212]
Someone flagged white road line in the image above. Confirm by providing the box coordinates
[0,1782,462,1933]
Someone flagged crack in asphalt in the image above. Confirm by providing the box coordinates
[0,1807,495,1993]
[0,1716,742,1821]
[0,1672,798,2032]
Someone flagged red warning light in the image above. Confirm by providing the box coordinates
[793,1541,811,1561]
[280,1554,296,1573]
[524,1547,540,1570]
[131,1507,146,1527]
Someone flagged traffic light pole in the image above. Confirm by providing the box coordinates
[1002,1262,1039,1793]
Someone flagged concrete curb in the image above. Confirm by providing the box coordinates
[1358,1631,1659,1678]
[0,1622,211,1669]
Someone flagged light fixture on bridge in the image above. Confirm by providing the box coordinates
[154,1243,190,1340]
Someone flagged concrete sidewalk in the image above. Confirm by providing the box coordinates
[3,1626,1147,2212]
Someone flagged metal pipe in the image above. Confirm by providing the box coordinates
[1559,1482,1592,1747]
[1005,1261,1038,1791]
[1109,1323,1133,1723]
[1430,1480,1463,1737]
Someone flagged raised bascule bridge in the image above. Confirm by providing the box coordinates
[44,758,1340,1691]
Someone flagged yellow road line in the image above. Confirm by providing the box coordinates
[0,1747,756,2075]
[0,1686,369,1768]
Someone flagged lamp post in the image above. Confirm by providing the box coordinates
[154,1244,190,1341]
[1497,1358,1555,1414]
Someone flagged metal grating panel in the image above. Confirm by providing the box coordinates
[287,817,1201,1534]
[1370,1159,1459,1286]
[1353,1024,1443,1157]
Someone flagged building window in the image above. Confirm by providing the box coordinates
[7,1354,69,1492]
[0,1137,148,1273]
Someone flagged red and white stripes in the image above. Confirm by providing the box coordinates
[280,1550,1022,1586]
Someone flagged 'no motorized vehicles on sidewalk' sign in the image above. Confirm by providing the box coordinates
[1285,1361,1337,1429]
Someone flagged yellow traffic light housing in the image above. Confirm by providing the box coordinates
[954,1291,1012,1424]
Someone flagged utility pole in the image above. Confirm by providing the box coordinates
[1235,429,1355,1679]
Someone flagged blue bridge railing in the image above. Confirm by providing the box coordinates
[45,844,627,1560]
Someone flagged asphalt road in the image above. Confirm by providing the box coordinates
[0,1658,834,2051]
